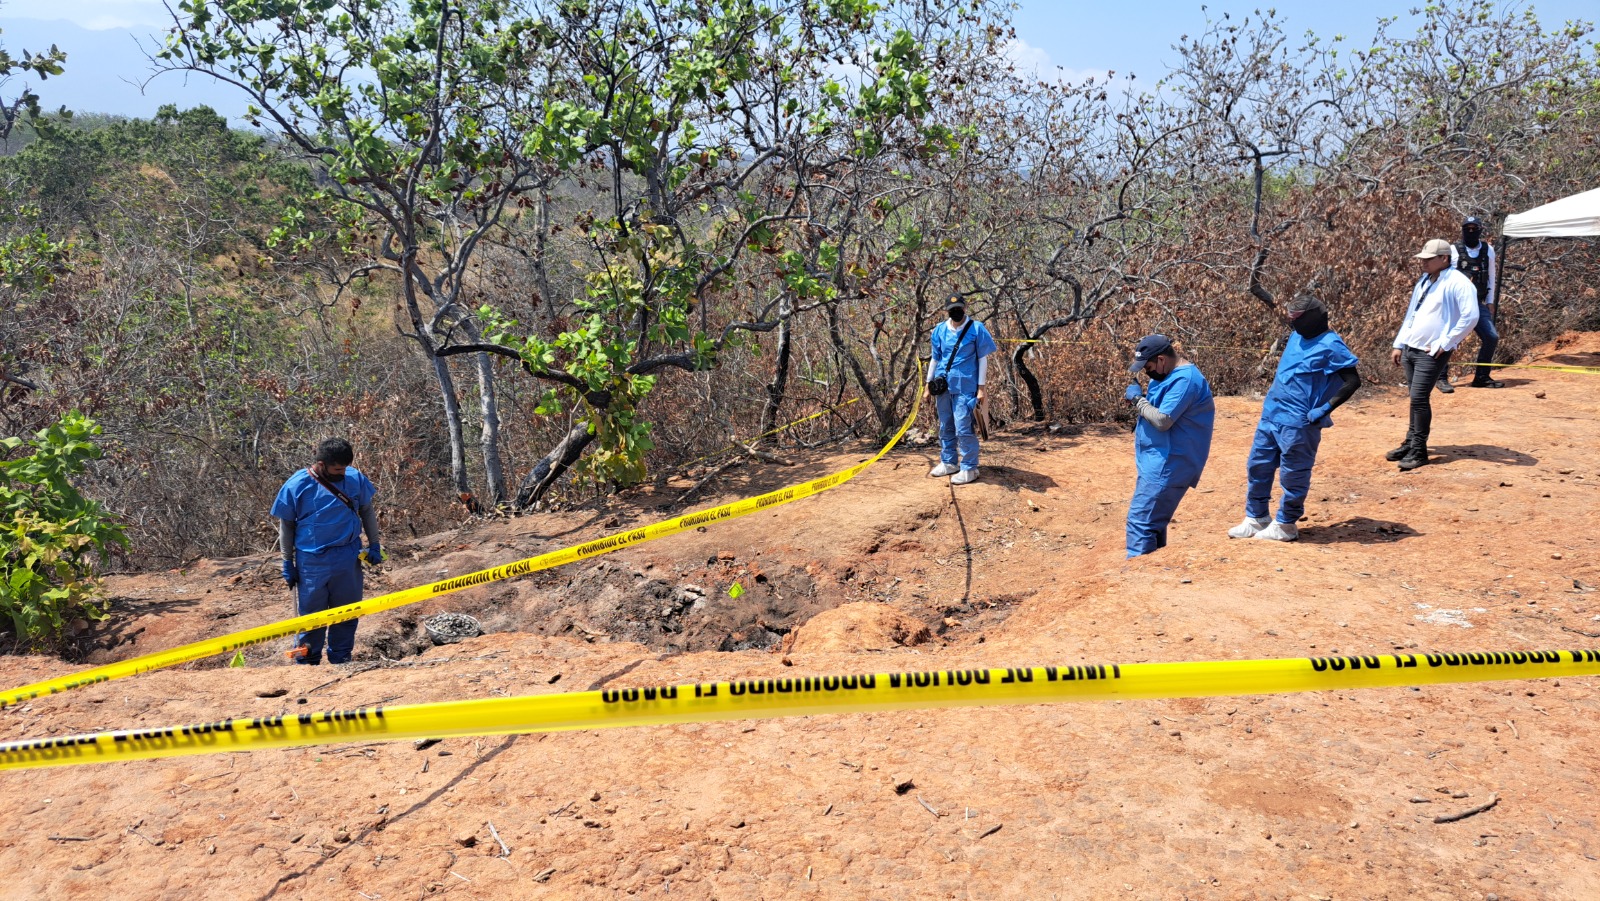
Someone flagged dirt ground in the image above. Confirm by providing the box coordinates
[3,335,1600,900]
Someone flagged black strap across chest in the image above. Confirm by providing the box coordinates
[940,320,973,376]
[307,468,356,512]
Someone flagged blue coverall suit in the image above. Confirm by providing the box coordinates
[929,318,998,472]
[1245,332,1359,526]
[1127,364,1215,558]
[272,468,377,664]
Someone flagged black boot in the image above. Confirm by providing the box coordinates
[1398,443,1429,471]
[1469,377,1505,388]
[1436,375,1454,394]
[1385,440,1414,462]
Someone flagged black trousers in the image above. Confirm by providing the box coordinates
[1473,303,1500,383]
[1402,346,1451,446]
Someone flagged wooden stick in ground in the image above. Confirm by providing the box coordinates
[1434,794,1499,824]
[487,820,511,857]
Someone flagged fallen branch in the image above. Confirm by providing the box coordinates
[740,442,792,466]
[1434,794,1498,824]
[488,821,511,857]
[678,457,741,506]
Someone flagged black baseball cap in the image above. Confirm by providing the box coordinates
[946,294,966,312]
[1128,334,1173,372]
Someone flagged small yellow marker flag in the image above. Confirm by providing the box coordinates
[228,650,246,668]
[728,582,744,599]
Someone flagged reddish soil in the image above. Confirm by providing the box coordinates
[3,335,1600,899]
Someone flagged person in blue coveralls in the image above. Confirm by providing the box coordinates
[1227,294,1362,543]
[1123,335,1216,558]
[923,295,998,486]
[273,438,383,665]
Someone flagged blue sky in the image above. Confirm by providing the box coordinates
[1007,0,1596,85]
[1,0,1597,123]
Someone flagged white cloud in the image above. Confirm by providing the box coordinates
[1003,38,1055,76]
[1003,38,1113,85]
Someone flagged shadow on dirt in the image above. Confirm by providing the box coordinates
[980,465,1058,493]
[585,654,662,690]
[946,486,975,606]
[72,595,203,661]
[664,445,873,512]
[1430,444,1539,467]
[1301,517,1420,545]
[1541,352,1600,367]
[257,735,522,900]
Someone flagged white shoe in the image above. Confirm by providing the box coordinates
[950,468,979,485]
[1227,516,1269,539]
[1253,520,1299,542]
[929,462,958,478]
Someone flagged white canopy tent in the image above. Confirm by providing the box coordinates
[1503,187,1600,238]
[1491,187,1599,360]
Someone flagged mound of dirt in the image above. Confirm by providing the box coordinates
[1525,329,1600,368]
[788,601,932,654]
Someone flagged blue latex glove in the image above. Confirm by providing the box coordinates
[1307,403,1333,426]
[281,558,298,588]
[361,545,384,567]
[1124,384,1142,402]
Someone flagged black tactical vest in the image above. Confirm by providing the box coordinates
[1455,242,1492,302]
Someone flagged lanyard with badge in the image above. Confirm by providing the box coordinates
[1411,273,1443,312]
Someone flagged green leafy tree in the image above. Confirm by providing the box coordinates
[159,0,569,509]
[159,0,998,510]
[0,203,69,397]
[446,0,996,504]
[0,413,126,650]
[0,15,66,143]
[0,12,67,397]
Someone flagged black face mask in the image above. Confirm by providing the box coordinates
[1290,308,1329,339]
[1146,365,1170,382]
[948,308,966,323]
[1462,225,1481,248]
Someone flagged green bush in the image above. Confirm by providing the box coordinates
[0,413,127,650]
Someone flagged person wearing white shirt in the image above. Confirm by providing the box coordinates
[1386,237,1480,471]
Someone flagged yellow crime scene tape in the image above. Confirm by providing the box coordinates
[0,376,922,710]
[683,396,862,469]
[1464,361,1600,375]
[2,649,1597,771]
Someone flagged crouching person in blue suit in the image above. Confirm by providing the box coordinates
[1229,294,1361,543]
